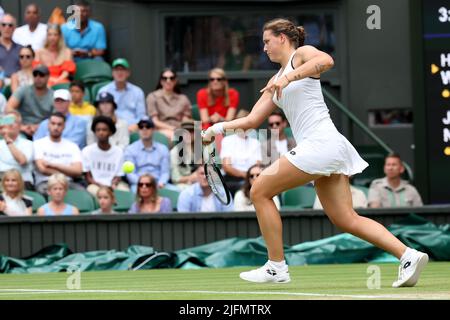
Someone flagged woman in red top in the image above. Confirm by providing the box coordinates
[196,68,239,130]
[34,24,76,88]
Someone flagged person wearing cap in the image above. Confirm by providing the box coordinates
[123,116,170,192]
[97,58,146,132]
[82,115,129,197]
[6,64,53,138]
[86,91,129,150]
[61,0,106,62]
[33,89,87,149]
[170,119,199,190]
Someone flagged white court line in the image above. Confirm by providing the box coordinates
[0,289,443,299]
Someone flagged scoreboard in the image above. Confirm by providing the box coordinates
[423,0,450,203]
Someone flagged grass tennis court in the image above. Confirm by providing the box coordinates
[0,262,449,300]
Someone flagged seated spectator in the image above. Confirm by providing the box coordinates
[314,186,367,209]
[61,0,106,62]
[123,117,170,192]
[220,110,262,195]
[177,165,233,213]
[0,111,34,188]
[37,173,79,216]
[197,68,239,130]
[69,80,96,121]
[146,68,192,141]
[6,64,54,138]
[368,153,423,208]
[87,91,129,149]
[98,58,146,132]
[34,23,75,87]
[0,14,22,89]
[261,110,296,165]
[10,45,34,93]
[170,119,199,190]
[129,174,171,214]
[92,186,119,214]
[33,112,83,195]
[12,4,47,50]
[234,164,280,211]
[33,89,87,149]
[0,169,32,216]
[82,116,129,196]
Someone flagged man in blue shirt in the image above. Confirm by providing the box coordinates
[61,0,106,61]
[33,89,87,149]
[123,116,170,192]
[98,58,146,132]
[177,165,233,213]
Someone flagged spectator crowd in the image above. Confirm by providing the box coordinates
[0,1,424,217]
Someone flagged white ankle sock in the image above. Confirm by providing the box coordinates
[268,260,287,270]
[400,247,415,262]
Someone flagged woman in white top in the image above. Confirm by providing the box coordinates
[234,164,280,211]
[0,169,32,216]
[203,18,428,287]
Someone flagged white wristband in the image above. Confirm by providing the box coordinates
[211,122,225,135]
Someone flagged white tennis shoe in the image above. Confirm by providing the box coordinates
[392,249,429,288]
[239,262,291,283]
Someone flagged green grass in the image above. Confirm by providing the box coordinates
[0,262,448,300]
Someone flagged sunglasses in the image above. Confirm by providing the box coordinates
[138,182,154,188]
[1,23,14,28]
[138,124,153,130]
[250,174,260,179]
[33,72,47,78]
[209,77,225,82]
[269,122,281,127]
[20,55,32,59]
[161,76,176,81]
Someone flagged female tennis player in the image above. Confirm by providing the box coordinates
[202,18,428,287]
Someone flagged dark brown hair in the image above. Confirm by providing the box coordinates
[155,68,181,94]
[242,164,265,200]
[137,174,158,204]
[263,18,306,48]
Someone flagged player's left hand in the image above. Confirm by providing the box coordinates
[260,75,290,100]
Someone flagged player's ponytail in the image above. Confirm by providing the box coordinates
[297,26,306,47]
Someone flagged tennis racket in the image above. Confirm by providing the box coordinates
[203,142,231,205]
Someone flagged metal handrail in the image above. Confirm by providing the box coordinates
[322,88,414,180]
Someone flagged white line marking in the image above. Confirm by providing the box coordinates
[0,289,444,299]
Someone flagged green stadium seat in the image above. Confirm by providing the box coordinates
[2,84,12,100]
[284,127,293,138]
[90,80,110,101]
[352,146,387,187]
[129,132,139,144]
[51,83,70,91]
[64,189,97,214]
[281,186,316,209]
[191,104,201,121]
[158,187,180,210]
[24,190,47,213]
[74,60,112,85]
[113,189,135,212]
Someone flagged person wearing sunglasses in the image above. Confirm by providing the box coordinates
[12,3,47,50]
[196,68,239,130]
[0,14,22,90]
[261,110,296,165]
[146,68,192,142]
[10,45,35,93]
[233,164,280,212]
[6,64,54,139]
[123,116,170,193]
[128,174,171,214]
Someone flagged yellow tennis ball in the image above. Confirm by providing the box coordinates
[122,161,135,174]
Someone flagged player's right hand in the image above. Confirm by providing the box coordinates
[201,128,215,145]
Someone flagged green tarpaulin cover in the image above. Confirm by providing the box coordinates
[1,214,449,273]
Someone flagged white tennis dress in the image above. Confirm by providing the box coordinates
[272,51,368,176]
